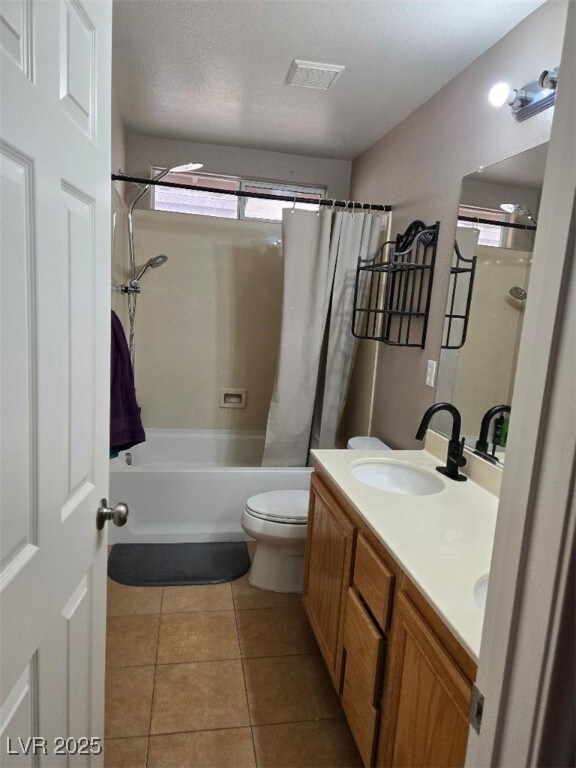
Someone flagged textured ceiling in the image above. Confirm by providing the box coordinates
[113,0,545,159]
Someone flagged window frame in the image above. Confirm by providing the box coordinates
[150,167,326,223]
[238,178,326,222]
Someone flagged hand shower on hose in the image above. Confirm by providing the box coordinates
[121,161,202,366]
[124,254,169,294]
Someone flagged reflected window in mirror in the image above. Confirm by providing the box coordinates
[458,205,508,247]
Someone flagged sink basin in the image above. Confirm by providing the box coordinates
[349,460,444,496]
[474,575,489,611]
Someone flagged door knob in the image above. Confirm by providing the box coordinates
[96,498,129,530]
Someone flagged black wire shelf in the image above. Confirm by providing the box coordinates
[352,220,440,348]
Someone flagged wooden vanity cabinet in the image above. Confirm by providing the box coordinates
[304,470,474,767]
[302,473,356,690]
[376,592,471,768]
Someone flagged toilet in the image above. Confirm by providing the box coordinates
[241,490,310,593]
[241,436,390,593]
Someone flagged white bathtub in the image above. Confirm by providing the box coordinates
[109,429,313,544]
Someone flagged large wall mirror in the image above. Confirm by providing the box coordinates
[435,142,549,464]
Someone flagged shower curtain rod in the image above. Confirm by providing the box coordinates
[458,214,537,231]
[111,173,392,212]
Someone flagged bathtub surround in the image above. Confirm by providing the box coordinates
[132,210,282,431]
[263,208,381,466]
[349,0,568,449]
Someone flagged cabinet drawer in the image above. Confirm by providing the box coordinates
[353,535,394,632]
[342,588,385,767]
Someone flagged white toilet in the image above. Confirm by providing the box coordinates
[241,437,389,593]
[241,490,309,593]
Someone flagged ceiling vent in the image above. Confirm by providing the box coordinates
[286,60,345,90]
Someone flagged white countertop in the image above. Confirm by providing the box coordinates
[310,444,499,662]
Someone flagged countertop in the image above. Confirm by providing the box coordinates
[310,441,499,662]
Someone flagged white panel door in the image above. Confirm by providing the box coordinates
[0,0,112,764]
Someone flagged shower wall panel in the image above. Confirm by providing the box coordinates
[132,210,282,430]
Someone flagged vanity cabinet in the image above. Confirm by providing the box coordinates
[302,473,356,689]
[376,593,470,768]
[303,469,475,768]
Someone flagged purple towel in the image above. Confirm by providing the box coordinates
[110,311,145,453]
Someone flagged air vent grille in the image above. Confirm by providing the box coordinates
[286,60,345,90]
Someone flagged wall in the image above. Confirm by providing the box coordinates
[349,0,567,448]
[131,210,282,430]
[125,133,352,200]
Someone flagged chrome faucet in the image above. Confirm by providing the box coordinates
[416,402,467,482]
[475,405,511,461]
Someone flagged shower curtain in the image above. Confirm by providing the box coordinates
[262,207,382,467]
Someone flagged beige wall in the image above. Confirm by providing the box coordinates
[349,0,567,448]
[125,133,352,201]
[131,210,282,430]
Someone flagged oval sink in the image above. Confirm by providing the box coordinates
[474,574,489,611]
[349,460,444,496]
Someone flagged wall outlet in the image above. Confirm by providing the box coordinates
[426,360,437,388]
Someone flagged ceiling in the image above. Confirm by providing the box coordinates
[113,0,545,160]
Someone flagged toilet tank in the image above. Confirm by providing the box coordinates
[347,436,391,450]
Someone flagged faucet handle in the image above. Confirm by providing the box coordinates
[454,438,467,467]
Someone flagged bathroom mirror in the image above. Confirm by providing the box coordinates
[434,142,549,463]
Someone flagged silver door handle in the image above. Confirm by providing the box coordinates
[96,498,129,530]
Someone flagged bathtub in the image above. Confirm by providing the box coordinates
[109,429,313,544]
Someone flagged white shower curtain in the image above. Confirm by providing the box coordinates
[262,207,382,466]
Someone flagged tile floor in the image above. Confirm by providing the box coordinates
[105,545,362,768]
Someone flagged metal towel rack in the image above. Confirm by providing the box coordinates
[442,240,477,350]
[352,220,440,348]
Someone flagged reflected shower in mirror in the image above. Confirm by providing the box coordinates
[435,142,549,464]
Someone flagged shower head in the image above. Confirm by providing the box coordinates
[500,203,538,224]
[134,255,168,282]
[148,254,168,268]
[509,286,527,301]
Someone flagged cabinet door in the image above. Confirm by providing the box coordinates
[342,589,386,767]
[303,476,355,690]
[379,594,471,768]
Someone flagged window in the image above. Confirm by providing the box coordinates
[151,169,325,223]
[458,206,507,247]
[240,180,323,222]
[153,171,239,218]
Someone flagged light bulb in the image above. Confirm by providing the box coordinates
[488,82,511,107]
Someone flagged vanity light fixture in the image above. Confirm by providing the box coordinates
[487,66,559,122]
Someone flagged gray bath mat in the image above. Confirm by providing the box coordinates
[108,542,250,586]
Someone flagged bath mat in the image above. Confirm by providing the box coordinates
[107,542,251,586]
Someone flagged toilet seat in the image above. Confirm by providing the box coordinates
[245,490,309,525]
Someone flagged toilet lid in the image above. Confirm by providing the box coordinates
[245,490,309,523]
